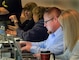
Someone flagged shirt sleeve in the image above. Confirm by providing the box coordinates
[47,37,64,55]
[31,29,64,55]
[30,41,47,53]
[30,27,64,55]
[30,35,64,55]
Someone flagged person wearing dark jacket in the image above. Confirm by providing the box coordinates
[0,0,22,29]
[6,6,49,42]
[19,18,35,31]
[18,2,37,31]
[17,19,48,42]
[7,2,37,31]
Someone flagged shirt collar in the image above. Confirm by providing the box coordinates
[51,27,62,36]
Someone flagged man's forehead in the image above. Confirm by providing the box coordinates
[44,15,52,21]
[44,12,54,18]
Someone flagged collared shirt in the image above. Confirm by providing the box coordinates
[30,27,64,55]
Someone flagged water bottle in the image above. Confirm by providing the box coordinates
[0,22,6,41]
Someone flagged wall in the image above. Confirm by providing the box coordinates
[21,0,79,11]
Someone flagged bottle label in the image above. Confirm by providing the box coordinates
[0,26,5,35]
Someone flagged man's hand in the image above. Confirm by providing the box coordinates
[9,15,18,23]
[9,15,19,30]
[6,29,17,36]
[33,53,41,59]
[8,25,18,31]
[19,41,32,52]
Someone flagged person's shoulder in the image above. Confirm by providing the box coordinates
[38,19,44,22]
[76,40,79,46]
[72,40,79,52]
[37,19,44,24]
[77,40,79,42]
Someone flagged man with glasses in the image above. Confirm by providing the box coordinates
[19,7,64,57]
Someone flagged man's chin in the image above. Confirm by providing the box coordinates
[47,31,52,34]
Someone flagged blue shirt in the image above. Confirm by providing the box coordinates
[30,27,64,55]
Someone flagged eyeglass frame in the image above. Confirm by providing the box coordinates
[44,17,54,24]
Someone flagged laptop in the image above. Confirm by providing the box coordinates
[6,35,35,60]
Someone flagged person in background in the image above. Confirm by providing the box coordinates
[19,7,64,57]
[0,0,22,28]
[19,2,37,31]
[32,6,46,23]
[56,9,79,60]
[7,2,37,31]
[6,6,49,42]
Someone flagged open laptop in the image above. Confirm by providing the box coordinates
[6,35,35,60]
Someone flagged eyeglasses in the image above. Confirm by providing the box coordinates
[44,17,54,24]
